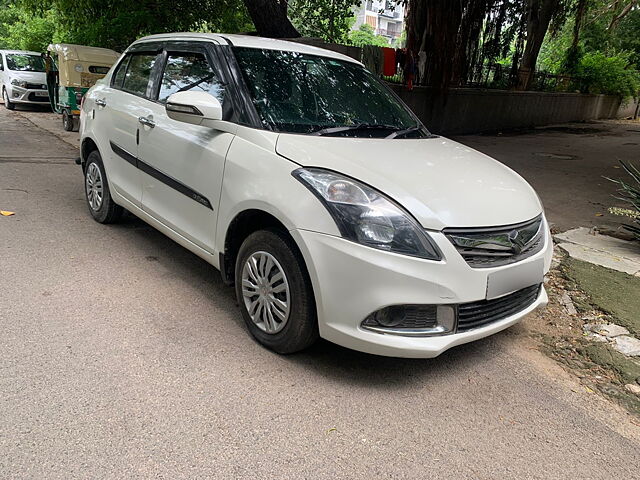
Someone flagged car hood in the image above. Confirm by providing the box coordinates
[275,135,542,230]
[8,71,46,84]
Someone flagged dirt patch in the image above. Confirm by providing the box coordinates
[524,250,640,416]
[563,258,640,337]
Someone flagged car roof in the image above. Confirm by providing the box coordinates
[133,33,361,64]
[47,43,120,63]
[0,50,42,56]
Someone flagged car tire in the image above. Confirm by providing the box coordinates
[2,88,15,110]
[62,110,74,131]
[235,229,318,354]
[84,150,123,224]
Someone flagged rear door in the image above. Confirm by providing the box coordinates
[96,47,161,208]
[137,41,234,252]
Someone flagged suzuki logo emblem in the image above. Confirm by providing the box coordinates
[508,230,526,254]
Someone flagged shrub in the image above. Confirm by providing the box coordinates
[576,51,640,97]
[608,161,640,241]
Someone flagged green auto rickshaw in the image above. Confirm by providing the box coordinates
[46,43,120,131]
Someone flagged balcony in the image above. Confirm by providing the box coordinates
[376,28,401,38]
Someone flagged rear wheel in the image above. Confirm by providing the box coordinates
[235,229,318,354]
[2,88,15,110]
[84,150,123,224]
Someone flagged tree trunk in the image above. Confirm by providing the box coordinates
[516,0,557,90]
[243,0,300,38]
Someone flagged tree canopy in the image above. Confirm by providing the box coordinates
[0,0,637,97]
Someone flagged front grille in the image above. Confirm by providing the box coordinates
[457,284,541,332]
[444,215,545,268]
[27,93,49,102]
[26,83,47,90]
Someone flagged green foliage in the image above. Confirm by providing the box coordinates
[0,3,58,51]
[15,0,252,51]
[289,0,359,43]
[575,51,640,96]
[348,24,388,48]
[608,161,640,241]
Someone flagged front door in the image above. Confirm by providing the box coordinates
[137,44,233,253]
[97,51,160,208]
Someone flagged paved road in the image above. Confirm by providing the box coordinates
[1,106,638,479]
[456,121,640,233]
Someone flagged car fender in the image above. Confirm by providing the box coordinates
[216,129,340,255]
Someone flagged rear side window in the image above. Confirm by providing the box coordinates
[158,52,225,104]
[111,56,129,88]
[122,54,157,97]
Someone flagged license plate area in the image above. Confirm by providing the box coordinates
[486,258,544,300]
[35,91,48,97]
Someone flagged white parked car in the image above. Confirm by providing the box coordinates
[79,33,552,358]
[0,50,49,110]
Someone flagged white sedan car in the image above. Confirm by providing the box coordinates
[0,50,49,109]
[79,33,551,358]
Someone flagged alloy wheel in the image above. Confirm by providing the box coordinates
[85,163,103,211]
[241,251,291,334]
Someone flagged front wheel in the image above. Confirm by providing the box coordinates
[84,150,123,224]
[2,88,15,110]
[235,229,318,354]
[62,109,74,131]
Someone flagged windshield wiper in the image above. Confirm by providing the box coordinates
[310,123,399,136]
[385,125,422,139]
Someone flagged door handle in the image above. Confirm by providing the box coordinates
[95,98,106,107]
[138,116,155,128]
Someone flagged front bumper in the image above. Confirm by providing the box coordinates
[291,220,552,358]
[6,85,50,104]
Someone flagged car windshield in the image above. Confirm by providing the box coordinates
[6,54,46,72]
[233,47,427,138]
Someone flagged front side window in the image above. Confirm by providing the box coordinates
[6,54,46,72]
[232,47,424,137]
[158,52,225,104]
[121,53,157,97]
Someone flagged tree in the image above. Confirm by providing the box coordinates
[516,0,567,90]
[288,0,360,43]
[0,3,58,51]
[242,0,299,38]
[17,0,252,51]
[348,24,388,47]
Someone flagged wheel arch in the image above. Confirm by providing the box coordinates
[80,136,100,171]
[220,208,300,287]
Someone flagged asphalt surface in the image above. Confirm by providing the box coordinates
[455,121,640,233]
[1,105,639,479]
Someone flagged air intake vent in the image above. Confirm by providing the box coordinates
[457,284,541,332]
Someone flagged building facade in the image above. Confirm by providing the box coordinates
[352,0,405,44]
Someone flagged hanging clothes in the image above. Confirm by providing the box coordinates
[382,47,396,76]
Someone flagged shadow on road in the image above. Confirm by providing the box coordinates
[105,212,503,388]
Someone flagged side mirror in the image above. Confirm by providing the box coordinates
[165,91,222,126]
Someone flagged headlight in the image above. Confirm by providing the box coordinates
[293,168,442,260]
[11,79,27,88]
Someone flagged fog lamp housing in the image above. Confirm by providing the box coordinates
[361,305,456,336]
